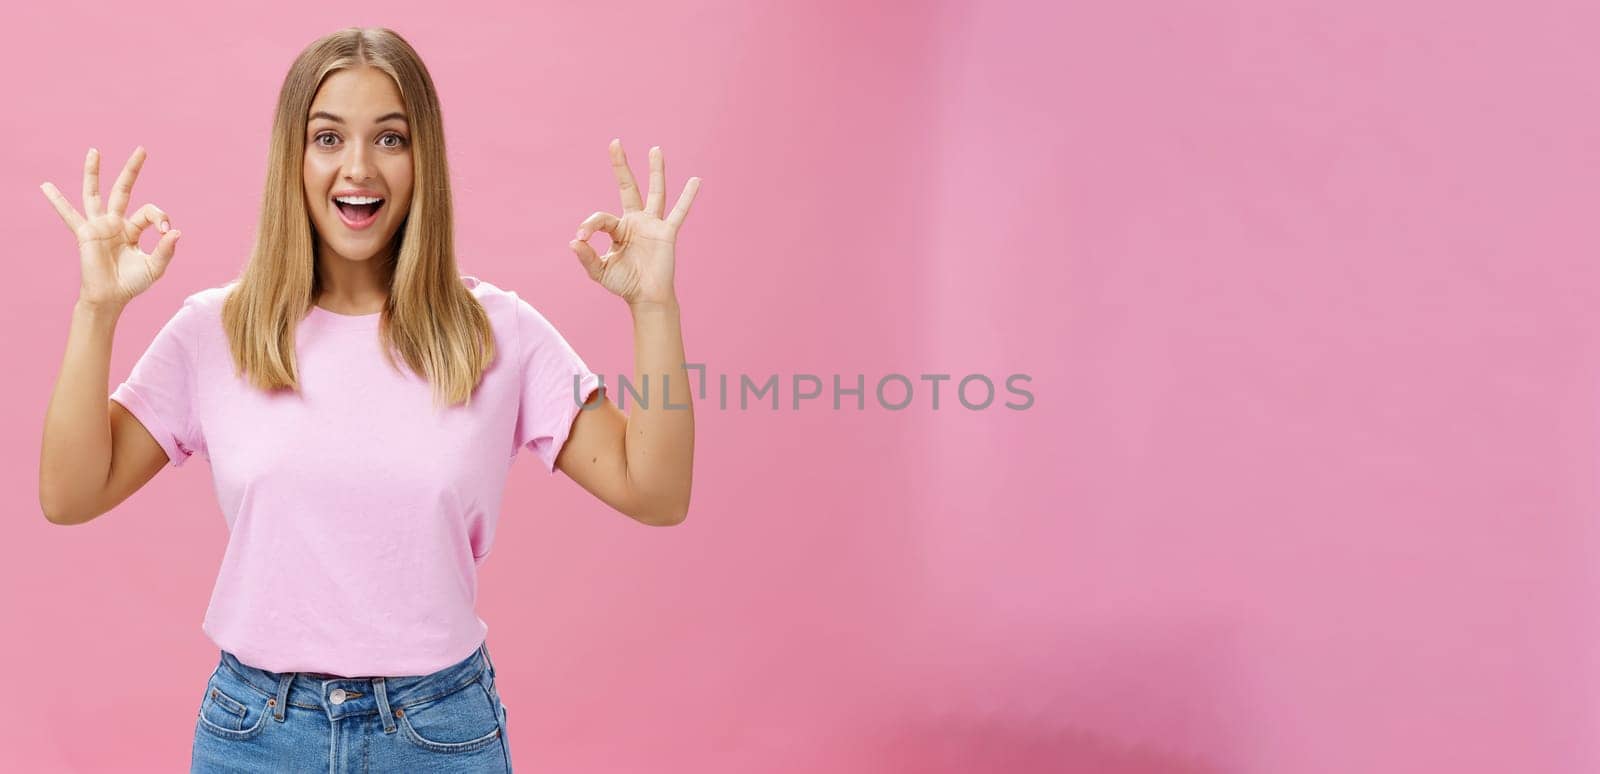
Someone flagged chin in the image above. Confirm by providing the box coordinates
[339,244,391,262]
[316,225,402,260]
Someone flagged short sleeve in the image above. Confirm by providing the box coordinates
[511,292,604,473]
[109,295,205,468]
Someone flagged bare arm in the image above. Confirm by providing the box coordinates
[39,300,169,525]
[557,299,694,526]
[554,140,698,525]
[37,146,183,525]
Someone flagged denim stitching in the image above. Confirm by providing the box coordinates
[194,695,273,740]
[395,708,501,753]
[221,654,487,714]
[206,685,248,719]
[486,677,513,772]
[391,666,487,710]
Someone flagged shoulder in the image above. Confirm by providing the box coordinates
[461,275,547,360]
[460,274,554,333]
[460,274,536,315]
[147,281,234,342]
[460,273,525,336]
[460,273,514,308]
[462,276,583,364]
[177,280,239,318]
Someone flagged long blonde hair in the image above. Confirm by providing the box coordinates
[221,26,494,410]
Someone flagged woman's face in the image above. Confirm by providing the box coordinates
[303,66,414,264]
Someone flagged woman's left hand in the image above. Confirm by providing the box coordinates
[570,139,701,308]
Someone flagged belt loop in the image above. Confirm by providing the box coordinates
[374,677,397,733]
[479,639,496,679]
[273,673,292,722]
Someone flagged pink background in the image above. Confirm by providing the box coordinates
[5,0,1598,771]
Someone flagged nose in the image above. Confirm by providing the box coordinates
[341,142,374,182]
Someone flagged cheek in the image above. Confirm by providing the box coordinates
[303,159,335,195]
[387,164,415,214]
[388,159,414,193]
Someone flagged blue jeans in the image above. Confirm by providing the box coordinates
[190,640,512,773]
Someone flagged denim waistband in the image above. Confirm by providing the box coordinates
[218,640,497,726]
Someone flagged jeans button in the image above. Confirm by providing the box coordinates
[330,688,347,704]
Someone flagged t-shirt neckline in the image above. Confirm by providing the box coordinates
[307,303,382,329]
[303,276,481,329]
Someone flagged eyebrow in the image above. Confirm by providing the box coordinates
[308,111,408,125]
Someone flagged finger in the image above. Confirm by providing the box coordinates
[107,146,148,218]
[149,228,182,278]
[609,138,643,213]
[644,146,664,218]
[82,148,103,219]
[39,182,86,232]
[575,211,621,241]
[664,177,701,231]
[569,239,605,278]
[126,203,171,242]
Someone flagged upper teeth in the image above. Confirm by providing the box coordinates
[335,195,382,205]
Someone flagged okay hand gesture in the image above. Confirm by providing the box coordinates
[569,139,701,308]
[40,147,182,311]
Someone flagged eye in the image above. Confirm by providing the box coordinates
[310,132,407,148]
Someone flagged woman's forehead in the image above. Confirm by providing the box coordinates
[309,68,405,119]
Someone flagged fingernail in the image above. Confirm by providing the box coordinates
[569,240,580,250]
[576,228,588,240]
[159,220,170,233]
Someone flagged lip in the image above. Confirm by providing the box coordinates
[334,198,383,231]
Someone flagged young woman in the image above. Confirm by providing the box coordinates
[38,26,699,773]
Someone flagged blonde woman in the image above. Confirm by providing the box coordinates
[38,26,698,773]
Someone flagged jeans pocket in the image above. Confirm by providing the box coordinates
[195,666,272,741]
[395,674,503,754]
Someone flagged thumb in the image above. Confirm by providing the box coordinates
[570,239,604,279]
[149,228,182,277]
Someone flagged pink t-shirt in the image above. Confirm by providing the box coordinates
[109,275,603,677]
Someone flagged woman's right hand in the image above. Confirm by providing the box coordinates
[40,146,182,311]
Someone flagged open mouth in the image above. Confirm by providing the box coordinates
[334,197,385,230]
